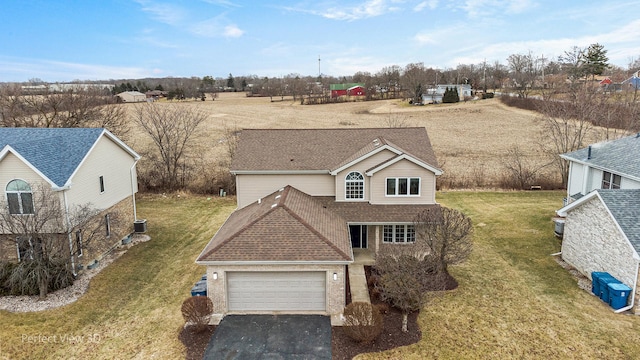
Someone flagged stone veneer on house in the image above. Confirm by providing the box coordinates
[562,197,640,313]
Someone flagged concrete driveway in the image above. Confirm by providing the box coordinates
[203,315,332,359]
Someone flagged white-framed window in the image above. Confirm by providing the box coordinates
[99,176,105,193]
[345,171,364,199]
[75,230,83,257]
[602,171,621,189]
[16,236,42,262]
[6,179,35,214]
[386,177,420,196]
[382,225,416,243]
[105,214,111,237]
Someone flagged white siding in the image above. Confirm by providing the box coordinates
[369,160,437,205]
[567,162,585,197]
[65,136,137,210]
[235,174,334,208]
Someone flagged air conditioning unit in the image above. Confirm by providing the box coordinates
[553,218,565,238]
[134,219,147,233]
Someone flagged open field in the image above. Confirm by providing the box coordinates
[125,93,560,190]
[2,192,640,359]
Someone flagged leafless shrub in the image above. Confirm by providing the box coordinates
[342,302,383,344]
[181,296,214,332]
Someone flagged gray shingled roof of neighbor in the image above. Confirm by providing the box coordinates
[0,128,139,188]
[561,133,640,180]
[597,189,640,254]
[230,128,440,173]
[196,186,353,263]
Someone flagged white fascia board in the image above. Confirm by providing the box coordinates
[329,145,402,175]
[556,191,599,217]
[365,154,443,176]
[0,145,57,187]
[195,260,353,266]
[231,170,329,175]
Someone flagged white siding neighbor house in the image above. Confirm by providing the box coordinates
[557,134,640,313]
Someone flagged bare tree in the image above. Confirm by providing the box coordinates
[134,104,207,191]
[502,145,550,189]
[0,85,129,139]
[413,207,473,275]
[507,52,538,98]
[0,185,117,298]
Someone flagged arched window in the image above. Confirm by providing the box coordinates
[345,171,364,199]
[6,179,34,214]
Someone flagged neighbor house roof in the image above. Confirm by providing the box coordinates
[560,134,640,181]
[196,186,353,264]
[558,189,640,257]
[0,128,140,188]
[231,128,441,174]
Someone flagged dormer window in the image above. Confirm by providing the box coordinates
[602,171,621,189]
[6,179,35,214]
[386,177,420,196]
[345,171,364,199]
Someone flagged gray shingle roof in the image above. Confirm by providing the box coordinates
[562,134,640,180]
[231,128,440,173]
[0,128,105,187]
[597,189,640,254]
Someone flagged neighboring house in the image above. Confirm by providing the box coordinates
[330,83,365,98]
[557,134,640,313]
[0,128,141,271]
[145,90,168,100]
[421,84,472,104]
[196,127,443,325]
[560,134,640,205]
[116,91,146,102]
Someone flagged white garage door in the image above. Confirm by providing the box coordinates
[227,271,326,312]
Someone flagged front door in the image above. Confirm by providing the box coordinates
[349,225,368,249]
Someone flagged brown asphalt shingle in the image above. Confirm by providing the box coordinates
[230,128,440,172]
[196,186,352,263]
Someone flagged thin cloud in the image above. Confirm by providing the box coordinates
[414,0,438,12]
[224,25,244,38]
[135,1,186,25]
[286,0,400,21]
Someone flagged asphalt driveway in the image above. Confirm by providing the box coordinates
[203,315,332,359]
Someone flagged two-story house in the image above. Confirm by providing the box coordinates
[556,133,640,314]
[0,128,141,272]
[196,127,442,325]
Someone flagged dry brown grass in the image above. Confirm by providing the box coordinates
[125,93,560,190]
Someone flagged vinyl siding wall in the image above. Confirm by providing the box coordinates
[235,174,334,208]
[334,149,396,202]
[65,136,137,210]
[369,160,437,204]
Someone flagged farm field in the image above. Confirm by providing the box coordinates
[125,92,559,190]
[3,192,640,359]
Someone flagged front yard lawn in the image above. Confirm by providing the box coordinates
[2,191,640,359]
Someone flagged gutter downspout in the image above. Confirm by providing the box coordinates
[130,160,139,222]
[614,260,639,314]
[58,187,76,276]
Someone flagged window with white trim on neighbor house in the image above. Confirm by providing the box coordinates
[6,179,35,214]
[386,177,420,196]
[602,171,621,189]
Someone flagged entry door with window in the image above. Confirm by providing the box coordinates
[349,225,368,249]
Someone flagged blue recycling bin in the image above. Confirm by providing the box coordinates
[608,283,632,310]
[591,272,610,296]
[599,275,621,302]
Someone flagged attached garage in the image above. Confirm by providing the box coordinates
[227,271,326,311]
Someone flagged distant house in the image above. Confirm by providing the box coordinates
[422,84,472,104]
[145,90,168,100]
[556,134,640,313]
[0,128,141,271]
[330,83,366,98]
[622,71,640,90]
[116,91,146,103]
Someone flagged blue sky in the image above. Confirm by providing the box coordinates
[1,0,639,82]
